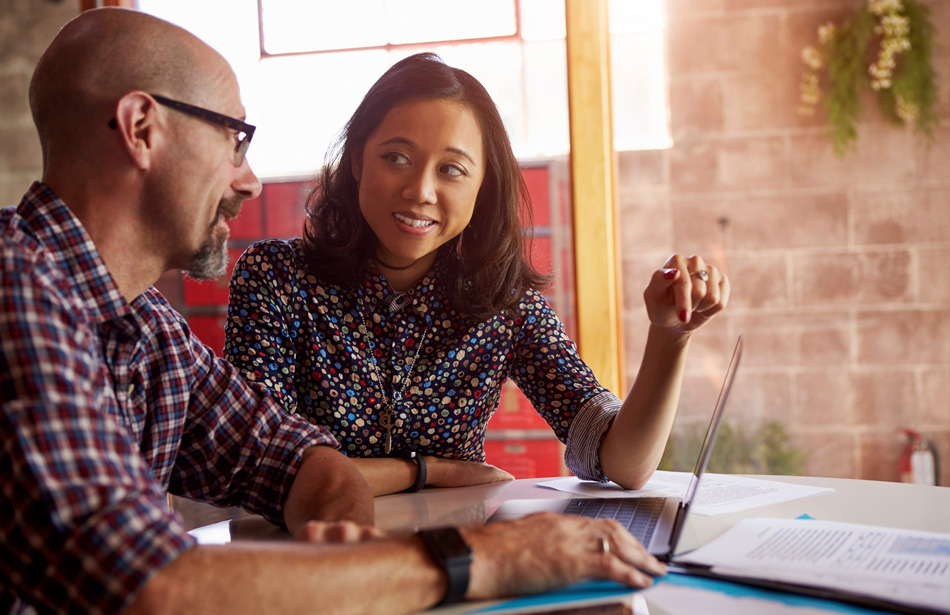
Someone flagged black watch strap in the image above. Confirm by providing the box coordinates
[416,527,472,606]
[390,449,427,493]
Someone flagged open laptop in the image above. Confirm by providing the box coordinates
[490,334,743,562]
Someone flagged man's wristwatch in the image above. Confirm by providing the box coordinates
[416,526,473,605]
[390,449,427,493]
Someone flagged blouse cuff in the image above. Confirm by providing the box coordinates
[564,391,622,482]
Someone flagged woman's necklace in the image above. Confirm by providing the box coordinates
[374,257,419,271]
[356,292,429,454]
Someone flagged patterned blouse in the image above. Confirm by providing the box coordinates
[225,238,621,480]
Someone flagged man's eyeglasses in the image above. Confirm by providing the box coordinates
[108,93,255,166]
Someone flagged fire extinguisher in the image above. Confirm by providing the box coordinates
[897,428,940,485]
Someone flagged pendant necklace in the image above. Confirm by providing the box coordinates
[356,292,429,454]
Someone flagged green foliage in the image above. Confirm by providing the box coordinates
[885,1,938,136]
[822,9,875,156]
[658,419,806,476]
[804,0,938,157]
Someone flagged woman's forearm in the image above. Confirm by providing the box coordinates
[598,325,692,489]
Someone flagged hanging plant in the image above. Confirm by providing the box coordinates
[797,0,938,157]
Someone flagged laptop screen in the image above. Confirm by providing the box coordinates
[681,335,744,511]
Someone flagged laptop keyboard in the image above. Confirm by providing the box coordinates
[563,497,666,545]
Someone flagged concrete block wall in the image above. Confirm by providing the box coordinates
[620,0,950,485]
[0,0,78,206]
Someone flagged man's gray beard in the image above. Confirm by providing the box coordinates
[183,228,228,281]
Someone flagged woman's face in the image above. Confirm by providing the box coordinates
[353,98,485,273]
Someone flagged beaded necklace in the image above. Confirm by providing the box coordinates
[356,291,429,454]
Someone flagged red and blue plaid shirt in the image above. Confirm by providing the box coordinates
[0,183,339,615]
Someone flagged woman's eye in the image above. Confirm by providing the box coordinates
[441,164,466,177]
[383,152,409,165]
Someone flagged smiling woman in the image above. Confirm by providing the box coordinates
[297,53,545,319]
[225,55,553,480]
[223,52,730,498]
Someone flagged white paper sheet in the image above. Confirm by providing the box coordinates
[678,517,950,614]
[537,472,834,516]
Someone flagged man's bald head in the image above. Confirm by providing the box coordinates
[30,8,229,166]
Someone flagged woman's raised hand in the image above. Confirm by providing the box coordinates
[643,254,729,334]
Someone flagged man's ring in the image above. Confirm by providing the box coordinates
[690,270,709,282]
[595,533,610,555]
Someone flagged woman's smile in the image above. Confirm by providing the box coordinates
[393,211,437,232]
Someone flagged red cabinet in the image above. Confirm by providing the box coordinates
[484,438,565,479]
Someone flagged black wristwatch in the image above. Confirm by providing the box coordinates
[390,449,427,493]
[416,526,473,606]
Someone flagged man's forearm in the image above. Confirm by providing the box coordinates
[126,509,668,615]
[126,538,442,615]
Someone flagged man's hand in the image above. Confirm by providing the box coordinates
[462,513,667,599]
[283,445,375,532]
[293,520,385,543]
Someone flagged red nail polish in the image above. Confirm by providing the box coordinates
[663,269,677,280]
[679,310,689,323]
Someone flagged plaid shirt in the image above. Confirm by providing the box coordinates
[0,183,339,615]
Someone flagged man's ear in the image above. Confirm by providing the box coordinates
[112,92,160,170]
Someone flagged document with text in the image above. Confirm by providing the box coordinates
[677,517,950,614]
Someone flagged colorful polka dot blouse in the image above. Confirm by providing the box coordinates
[224,239,621,480]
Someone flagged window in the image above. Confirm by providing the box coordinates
[260,0,518,55]
[137,0,667,179]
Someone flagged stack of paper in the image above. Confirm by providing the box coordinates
[676,518,950,614]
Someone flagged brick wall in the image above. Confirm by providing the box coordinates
[619,0,950,485]
[0,0,78,206]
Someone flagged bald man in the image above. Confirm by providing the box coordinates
[0,8,666,615]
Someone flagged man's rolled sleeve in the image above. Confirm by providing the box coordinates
[169,327,340,526]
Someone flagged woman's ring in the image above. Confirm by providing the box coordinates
[690,270,709,282]
[595,532,610,555]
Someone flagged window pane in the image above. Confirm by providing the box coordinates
[521,0,565,42]
[414,41,525,152]
[386,0,516,45]
[523,39,569,157]
[611,29,670,150]
[138,0,260,66]
[250,50,391,178]
[260,0,516,54]
[261,0,387,55]
[609,0,665,33]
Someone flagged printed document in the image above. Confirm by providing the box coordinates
[678,517,950,614]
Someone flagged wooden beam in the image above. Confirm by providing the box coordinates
[564,0,624,394]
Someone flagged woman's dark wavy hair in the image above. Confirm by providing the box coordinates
[301,52,549,319]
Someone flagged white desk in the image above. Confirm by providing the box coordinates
[373,474,949,539]
[178,476,950,614]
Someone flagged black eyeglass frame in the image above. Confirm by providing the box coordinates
[108,93,255,166]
